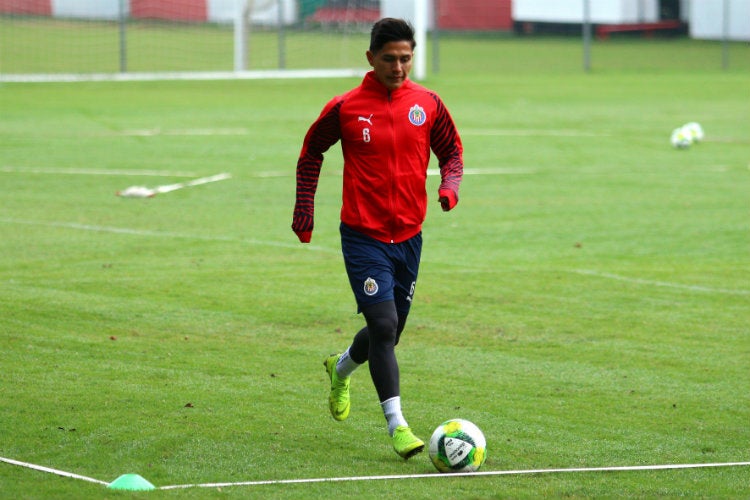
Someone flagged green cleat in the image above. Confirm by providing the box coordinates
[392,426,424,459]
[324,353,350,421]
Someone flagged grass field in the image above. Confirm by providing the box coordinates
[1,35,749,498]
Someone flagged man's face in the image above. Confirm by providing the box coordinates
[367,40,413,91]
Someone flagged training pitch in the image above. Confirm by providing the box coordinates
[1,36,749,498]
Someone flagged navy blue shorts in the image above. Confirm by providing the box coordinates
[340,223,422,314]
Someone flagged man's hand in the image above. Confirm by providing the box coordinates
[292,212,313,243]
[294,230,312,243]
[438,188,458,212]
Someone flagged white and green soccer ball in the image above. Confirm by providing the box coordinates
[670,127,692,149]
[683,122,704,142]
[671,122,704,149]
[428,418,487,473]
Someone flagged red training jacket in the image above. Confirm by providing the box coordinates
[294,71,463,244]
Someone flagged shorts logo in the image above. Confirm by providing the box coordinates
[408,104,426,126]
[406,281,416,302]
[363,277,379,296]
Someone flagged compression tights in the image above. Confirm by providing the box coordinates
[347,300,407,402]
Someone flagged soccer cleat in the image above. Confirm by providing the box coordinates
[324,353,350,421]
[392,426,425,459]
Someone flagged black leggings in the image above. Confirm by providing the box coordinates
[348,300,408,402]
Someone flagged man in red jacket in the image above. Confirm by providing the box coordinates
[292,17,463,460]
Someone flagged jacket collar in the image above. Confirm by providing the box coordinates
[362,70,413,97]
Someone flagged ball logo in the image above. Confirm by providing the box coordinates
[408,104,426,126]
[444,437,471,466]
[363,277,378,296]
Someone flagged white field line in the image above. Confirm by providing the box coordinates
[3,218,745,296]
[574,269,750,296]
[3,219,747,295]
[254,168,535,178]
[2,455,747,490]
[430,167,536,176]
[117,172,232,197]
[119,128,248,137]
[154,172,232,193]
[239,166,731,178]
[0,457,109,486]
[0,218,334,253]
[462,128,610,137]
[0,166,197,177]
[1,165,533,179]
[161,461,750,489]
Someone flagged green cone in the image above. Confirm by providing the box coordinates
[107,473,156,491]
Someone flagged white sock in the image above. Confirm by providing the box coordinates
[380,396,408,436]
[335,348,360,378]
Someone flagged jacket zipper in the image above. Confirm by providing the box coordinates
[387,90,397,243]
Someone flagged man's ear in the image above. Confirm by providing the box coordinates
[366,50,374,66]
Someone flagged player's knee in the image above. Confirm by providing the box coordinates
[364,303,398,345]
[369,314,398,344]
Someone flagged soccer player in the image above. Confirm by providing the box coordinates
[292,18,463,459]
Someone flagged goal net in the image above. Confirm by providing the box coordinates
[0,0,403,82]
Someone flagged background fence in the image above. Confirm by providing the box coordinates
[0,0,747,81]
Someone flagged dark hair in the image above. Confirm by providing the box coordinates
[369,18,416,53]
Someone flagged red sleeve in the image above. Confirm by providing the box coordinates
[429,95,463,197]
[292,98,343,238]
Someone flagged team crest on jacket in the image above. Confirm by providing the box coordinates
[408,104,426,126]
[363,277,379,296]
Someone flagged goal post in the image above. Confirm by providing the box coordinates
[230,0,429,78]
[380,0,429,80]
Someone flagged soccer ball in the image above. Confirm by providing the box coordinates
[670,127,692,149]
[428,419,487,473]
[683,122,704,142]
